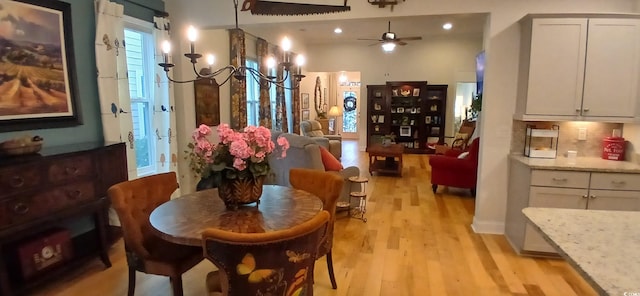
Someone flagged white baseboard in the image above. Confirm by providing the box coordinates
[471,216,505,234]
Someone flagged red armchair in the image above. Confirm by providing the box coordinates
[429,138,480,196]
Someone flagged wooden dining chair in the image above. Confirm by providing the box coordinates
[202,210,330,296]
[289,168,344,289]
[108,172,204,296]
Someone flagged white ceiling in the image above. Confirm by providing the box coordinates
[239,13,488,46]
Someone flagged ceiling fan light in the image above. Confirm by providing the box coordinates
[443,23,453,30]
[382,42,396,52]
[382,32,396,40]
[334,27,343,34]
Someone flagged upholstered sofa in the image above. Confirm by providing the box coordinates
[266,131,360,206]
[300,120,342,159]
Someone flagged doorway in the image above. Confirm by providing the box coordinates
[335,72,360,140]
[454,82,476,134]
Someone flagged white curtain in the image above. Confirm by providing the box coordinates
[95,0,136,179]
[152,16,181,196]
[95,0,135,226]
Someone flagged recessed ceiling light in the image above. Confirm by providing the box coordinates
[443,23,453,30]
[334,27,343,34]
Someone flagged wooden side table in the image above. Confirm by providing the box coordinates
[347,176,369,222]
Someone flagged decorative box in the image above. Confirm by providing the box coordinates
[17,228,73,279]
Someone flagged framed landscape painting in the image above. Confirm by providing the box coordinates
[0,0,80,132]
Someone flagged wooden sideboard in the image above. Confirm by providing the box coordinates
[0,142,127,296]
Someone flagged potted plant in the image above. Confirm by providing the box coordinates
[187,124,289,208]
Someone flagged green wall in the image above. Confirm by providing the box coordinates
[0,0,164,146]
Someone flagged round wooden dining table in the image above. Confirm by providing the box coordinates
[149,185,324,246]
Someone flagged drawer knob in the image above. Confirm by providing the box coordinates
[552,177,568,182]
[9,176,24,188]
[583,108,589,112]
[65,167,79,175]
[590,195,596,199]
[582,195,588,198]
[67,190,82,200]
[12,203,29,215]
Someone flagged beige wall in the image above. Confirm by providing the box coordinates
[165,0,637,234]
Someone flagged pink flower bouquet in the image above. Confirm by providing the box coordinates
[187,124,289,181]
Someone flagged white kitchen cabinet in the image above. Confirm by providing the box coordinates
[506,159,640,255]
[515,15,640,121]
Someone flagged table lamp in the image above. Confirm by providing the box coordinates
[328,105,341,135]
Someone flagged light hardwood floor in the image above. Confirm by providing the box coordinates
[37,140,596,296]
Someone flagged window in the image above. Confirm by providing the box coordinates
[125,19,156,176]
[269,68,277,130]
[246,59,260,126]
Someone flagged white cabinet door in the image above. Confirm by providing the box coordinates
[523,186,588,253]
[582,19,640,117]
[526,18,587,116]
[587,189,640,210]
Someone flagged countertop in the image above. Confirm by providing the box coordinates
[522,207,640,296]
[510,154,640,173]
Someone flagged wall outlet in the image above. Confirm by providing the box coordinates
[578,127,587,141]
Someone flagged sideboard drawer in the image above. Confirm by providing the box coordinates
[0,194,58,229]
[0,164,41,195]
[49,181,96,210]
[48,155,94,183]
[530,170,590,188]
[0,181,95,229]
[590,173,640,191]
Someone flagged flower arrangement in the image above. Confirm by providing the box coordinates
[187,124,289,182]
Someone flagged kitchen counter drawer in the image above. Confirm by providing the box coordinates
[590,173,640,191]
[530,170,590,188]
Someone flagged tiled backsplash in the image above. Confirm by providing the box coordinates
[511,120,623,158]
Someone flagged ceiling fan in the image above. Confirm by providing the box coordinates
[357,21,422,47]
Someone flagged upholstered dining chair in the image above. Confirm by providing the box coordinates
[108,172,204,296]
[202,210,330,296]
[289,168,344,289]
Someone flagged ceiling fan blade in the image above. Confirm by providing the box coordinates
[396,36,422,41]
[396,41,408,46]
[368,42,382,46]
[358,38,382,41]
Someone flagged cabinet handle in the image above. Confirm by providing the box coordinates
[12,203,29,215]
[9,176,25,188]
[611,180,626,185]
[65,166,79,175]
[67,190,82,200]
[551,177,568,182]
[590,195,596,199]
[575,108,581,113]
[582,194,588,198]
[583,108,589,112]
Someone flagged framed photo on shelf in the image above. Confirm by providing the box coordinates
[301,93,309,109]
[431,127,441,136]
[413,88,420,96]
[425,116,432,124]
[302,110,310,120]
[374,103,381,110]
[397,107,404,113]
[400,126,411,137]
[374,90,383,97]
[0,0,81,132]
[378,115,385,123]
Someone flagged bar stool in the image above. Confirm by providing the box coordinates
[348,176,369,222]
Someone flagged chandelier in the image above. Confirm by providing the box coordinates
[157,0,306,89]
